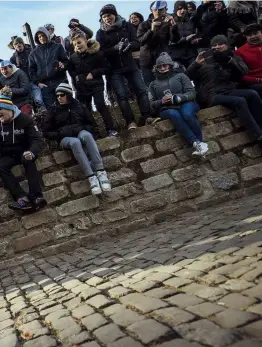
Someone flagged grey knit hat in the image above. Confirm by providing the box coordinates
[211,35,228,47]
[13,37,24,46]
[56,83,73,95]
[156,52,174,66]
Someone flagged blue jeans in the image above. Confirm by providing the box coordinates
[110,69,150,124]
[160,102,201,144]
[30,83,46,110]
[211,89,262,138]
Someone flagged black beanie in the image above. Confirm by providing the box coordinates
[174,1,187,13]
[211,35,228,47]
[100,4,118,17]
[68,18,80,29]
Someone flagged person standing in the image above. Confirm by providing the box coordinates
[44,24,63,45]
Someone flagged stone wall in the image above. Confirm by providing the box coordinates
[1,105,262,262]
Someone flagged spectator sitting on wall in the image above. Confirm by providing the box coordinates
[149,52,208,157]
[0,60,32,115]
[29,27,68,110]
[42,83,111,196]
[187,34,262,141]
[0,86,46,212]
[137,0,177,87]
[10,37,46,112]
[96,3,151,130]
[235,23,262,99]
[68,30,117,137]
[64,19,93,56]
[44,24,63,45]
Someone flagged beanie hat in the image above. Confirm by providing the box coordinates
[156,52,174,66]
[211,35,228,47]
[151,1,168,10]
[0,86,15,111]
[13,37,24,46]
[243,23,262,36]
[100,4,118,17]
[68,18,80,29]
[0,60,13,68]
[174,1,187,13]
[55,83,73,95]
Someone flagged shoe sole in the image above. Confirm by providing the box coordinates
[101,187,112,192]
[8,205,34,212]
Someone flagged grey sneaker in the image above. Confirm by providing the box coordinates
[88,175,102,195]
[97,170,111,192]
[192,141,209,156]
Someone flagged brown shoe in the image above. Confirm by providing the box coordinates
[128,122,138,130]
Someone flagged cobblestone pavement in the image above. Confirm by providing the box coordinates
[1,195,262,347]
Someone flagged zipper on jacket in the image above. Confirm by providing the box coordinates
[117,33,124,68]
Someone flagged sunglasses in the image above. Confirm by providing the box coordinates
[56,93,66,98]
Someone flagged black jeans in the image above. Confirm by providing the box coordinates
[41,79,65,110]
[0,156,43,201]
[79,90,115,132]
[110,69,151,124]
[211,89,262,138]
[248,83,262,100]
[141,67,155,88]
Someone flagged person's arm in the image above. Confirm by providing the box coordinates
[42,111,59,140]
[173,74,196,104]
[228,54,248,76]
[28,52,39,85]
[96,30,117,56]
[242,75,262,83]
[58,44,69,70]
[78,24,93,39]
[90,51,110,78]
[25,117,44,158]
[10,71,30,96]
[137,22,154,46]
[127,23,140,52]
[148,82,162,113]
[228,12,246,33]
[10,55,16,66]
[67,58,77,79]
[187,60,202,80]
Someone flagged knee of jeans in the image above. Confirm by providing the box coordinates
[181,110,197,120]
[70,138,82,149]
[78,131,92,141]
[246,89,260,100]
[232,97,247,108]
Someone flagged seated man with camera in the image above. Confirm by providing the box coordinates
[187,34,262,141]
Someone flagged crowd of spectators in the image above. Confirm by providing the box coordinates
[0,0,262,213]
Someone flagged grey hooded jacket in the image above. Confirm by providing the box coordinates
[29,27,68,84]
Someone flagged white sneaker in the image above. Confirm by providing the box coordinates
[97,170,112,192]
[192,141,209,157]
[88,175,102,195]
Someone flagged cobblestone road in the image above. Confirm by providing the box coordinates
[1,195,262,347]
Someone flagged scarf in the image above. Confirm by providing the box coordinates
[100,15,124,32]
[228,1,257,14]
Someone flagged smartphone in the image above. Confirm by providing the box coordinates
[202,49,214,59]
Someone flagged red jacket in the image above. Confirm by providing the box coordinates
[235,43,262,83]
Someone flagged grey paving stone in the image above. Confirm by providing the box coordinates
[243,284,262,299]
[186,302,224,317]
[71,304,95,319]
[164,277,192,288]
[145,287,177,299]
[108,286,132,298]
[108,336,143,347]
[62,331,92,346]
[94,323,126,344]
[218,293,257,310]
[0,334,19,347]
[110,307,145,327]
[18,320,49,338]
[229,341,262,347]
[120,293,168,313]
[86,294,113,309]
[81,342,101,347]
[156,340,204,347]
[152,307,195,326]
[166,294,204,308]
[127,318,171,344]
[242,320,262,339]
[82,313,108,331]
[213,309,258,328]
[23,335,57,347]
[220,279,254,292]
[247,303,262,314]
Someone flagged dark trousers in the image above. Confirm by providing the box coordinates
[110,69,151,124]
[0,156,43,201]
[248,83,262,100]
[211,89,262,138]
[141,67,155,88]
[79,90,115,132]
[41,80,64,110]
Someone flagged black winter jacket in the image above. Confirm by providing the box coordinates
[137,15,177,69]
[0,68,31,108]
[187,50,248,107]
[10,45,32,78]
[42,98,95,143]
[29,27,68,84]
[96,17,139,73]
[0,109,43,158]
[65,24,93,56]
[169,14,198,67]
[68,40,109,96]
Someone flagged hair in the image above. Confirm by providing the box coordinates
[70,29,87,43]
[187,1,196,10]
[129,12,144,23]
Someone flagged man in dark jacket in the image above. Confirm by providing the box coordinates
[137,0,177,86]
[29,27,69,110]
[0,60,32,115]
[64,19,93,56]
[96,4,151,129]
[69,30,116,136]
[10,37,46,111]
[187,34,262,140]
[0,87,46,212]
[169,1,199,67]
[44,24,63,45]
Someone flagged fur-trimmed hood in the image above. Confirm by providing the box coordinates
[86,40,100,54]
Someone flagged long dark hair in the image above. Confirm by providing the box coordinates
[129,12,144,24]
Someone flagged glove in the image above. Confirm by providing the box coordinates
[114,38,125,52]
[122,39,132,53]
[172,95,182,104]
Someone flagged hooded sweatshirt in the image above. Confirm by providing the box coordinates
[0,65,31,108]
[235,43,262,83]
[0,108,43,157]
[29,27,69,84]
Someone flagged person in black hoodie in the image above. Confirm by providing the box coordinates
[68,30,117,137]
[169,1,199,68]
[0,87,46,212]
[10,37,46,112]
[64,19,93,57]
[43,83,111,196]
[187,34,262,140]
[29,27,69,110]
[96,4,151,130]
[137,0,177,87]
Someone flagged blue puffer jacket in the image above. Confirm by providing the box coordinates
[29,27,68,84]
